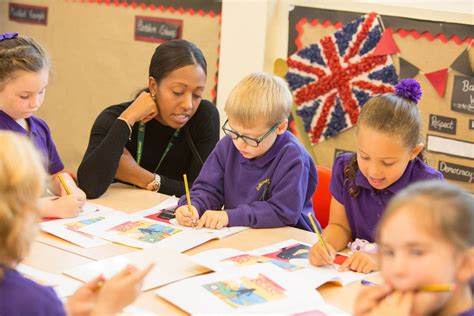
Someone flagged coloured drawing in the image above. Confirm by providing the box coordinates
[107,220,182,244]
[203,273,286,308]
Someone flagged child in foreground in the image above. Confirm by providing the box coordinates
[355,180,473,316]
[0,131,153,316]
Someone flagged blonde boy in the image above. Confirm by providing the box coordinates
[176,72,318,231]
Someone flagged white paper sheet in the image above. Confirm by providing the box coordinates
[40,209,126,248]
[427,134,474,159]
[17,264,82,298]
[63,247,208,291]
[131,196,179,218]
[156,263,324,315]
[192,239,374,287]
[78,214,215,252]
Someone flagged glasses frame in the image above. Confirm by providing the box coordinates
[221,119,280,147]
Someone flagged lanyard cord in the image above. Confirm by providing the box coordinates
[136,121,180,173]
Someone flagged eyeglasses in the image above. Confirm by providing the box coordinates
[221,119,280,147]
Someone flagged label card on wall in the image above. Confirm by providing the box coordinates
[428,114,457,135]
[9,2,48,25]
[451,76,474,115]
[427,134,474,160]
[469,119,474,130]
[135,16,182,43]
[438,160,474,183]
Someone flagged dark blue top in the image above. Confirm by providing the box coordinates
[0,110,64,175]
[0,268,66,316]
[330,153,443,242]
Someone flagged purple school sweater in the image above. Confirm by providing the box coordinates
[178,131,318,231]
[330,153,444,242]
[0,110,64,175]
[0,268,66,316]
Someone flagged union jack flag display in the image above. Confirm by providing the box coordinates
[286,13,398,144]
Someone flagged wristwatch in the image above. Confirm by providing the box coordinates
[146,173,161,192]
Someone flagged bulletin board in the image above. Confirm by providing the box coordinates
[0,0,221,171]
[286,6,473,192]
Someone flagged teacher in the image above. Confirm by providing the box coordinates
[78,39,220,198]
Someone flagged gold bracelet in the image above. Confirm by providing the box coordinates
[117,117,132,140]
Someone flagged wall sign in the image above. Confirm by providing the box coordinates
[9,2,48,25]
[135,16,182,43]
[469,119,474,130]
[428,114,457,135]
[451,75,474,115]
[438,160,474,183]
[427,134,474,160]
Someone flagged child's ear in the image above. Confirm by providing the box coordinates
[276,119,288,135]
[409,143,424,160]
[456,247,474,283]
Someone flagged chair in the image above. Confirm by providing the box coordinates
[312,165,332,229]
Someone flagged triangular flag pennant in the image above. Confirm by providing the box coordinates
[399,57,420,79]
[425,68,449,97]
[450,48,473,77]
[372,29,400,56]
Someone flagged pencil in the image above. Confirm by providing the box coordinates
[307,212,335,267]
[183,174,195,226]
[57,173,71,195]
[361,280,455,292]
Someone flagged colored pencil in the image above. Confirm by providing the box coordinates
[183,174,195,227]
[57,173,71,195]
[307,212,335,268]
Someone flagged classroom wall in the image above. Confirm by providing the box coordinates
[0,0,220,172]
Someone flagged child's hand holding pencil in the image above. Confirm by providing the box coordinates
[175,205,199,227]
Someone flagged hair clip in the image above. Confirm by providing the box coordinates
[394,78,422,104]
[0,32,19,42]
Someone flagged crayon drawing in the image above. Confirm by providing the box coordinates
[107,220,182,244]
[65,216,106,238]
[202,273,286,308]
[263,243,310,262]
[222,254,301,272]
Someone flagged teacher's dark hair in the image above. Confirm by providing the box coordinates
[149,39,207,83]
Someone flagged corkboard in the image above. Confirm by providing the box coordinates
[0,0,220,172]
[288,7,474,192]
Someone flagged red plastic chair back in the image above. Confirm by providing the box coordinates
[312,165,332,229]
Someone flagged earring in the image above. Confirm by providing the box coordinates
[151,93,155,100]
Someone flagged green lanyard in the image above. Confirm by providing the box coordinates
[136,121,180,173]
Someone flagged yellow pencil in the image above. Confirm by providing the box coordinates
[57,173,71,195]
[183,174,195,226]
[308,212,335,267]
[419,283,455,292]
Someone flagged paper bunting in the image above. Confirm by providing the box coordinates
[450,48,473,77]
[286,13,397,145]
[372,29,400,56]
[398,57,420,79]
[425,68,449,97]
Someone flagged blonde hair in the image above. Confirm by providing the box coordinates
[377,180,474,251]
[224,72,293,128]
[0,131,47,279]
[0,35,49,90]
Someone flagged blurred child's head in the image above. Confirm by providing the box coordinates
[223,72,292,159]
[0,33,49,120]
[377,180,474,315]
[0,131,47,278]
[345,79,425,195]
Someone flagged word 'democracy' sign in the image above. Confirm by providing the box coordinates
[438,160,474,184]
[9,2,48,25]
[451,76,474,115]
[135,16,182,43]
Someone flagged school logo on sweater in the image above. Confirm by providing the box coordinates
[286,13,398,144]
[257,178,271,201]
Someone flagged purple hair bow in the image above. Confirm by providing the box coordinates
[0,32,19,42]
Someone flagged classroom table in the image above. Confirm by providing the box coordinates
[30,183,375,315]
